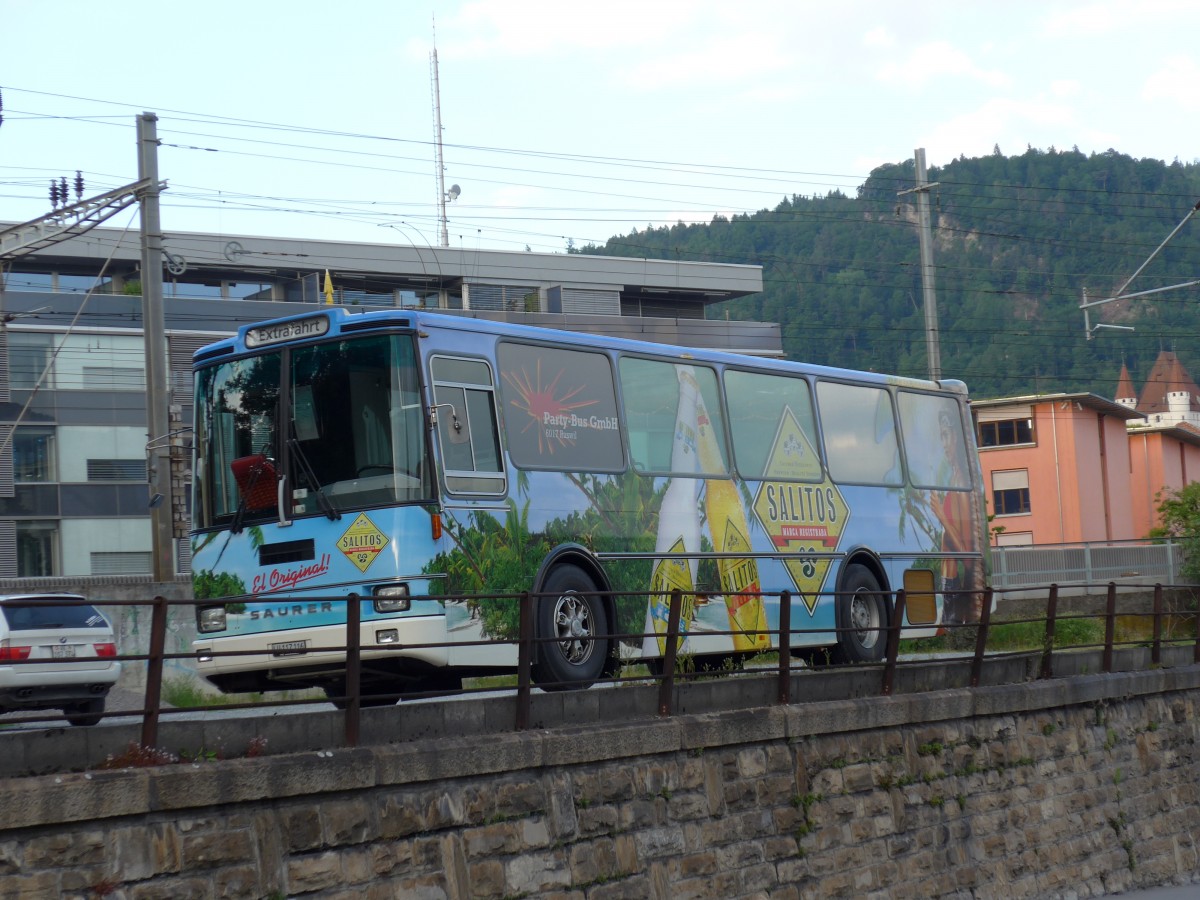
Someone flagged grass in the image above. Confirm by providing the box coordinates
[161,677,323,709]
[901,616,1107,655]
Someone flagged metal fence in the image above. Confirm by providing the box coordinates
[8,582,1200,757]
[991,540,1183,588]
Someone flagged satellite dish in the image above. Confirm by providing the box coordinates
[447,184,461,201]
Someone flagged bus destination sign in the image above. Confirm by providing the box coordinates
[245,315,330,349]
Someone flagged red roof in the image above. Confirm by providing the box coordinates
[1136,351,1200,414]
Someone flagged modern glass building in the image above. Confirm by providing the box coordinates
[0,225,773,578]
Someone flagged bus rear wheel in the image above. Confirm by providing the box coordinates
[831,564,889,664]
[532,564,609,691]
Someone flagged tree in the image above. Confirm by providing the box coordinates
[1149,482,1200,583]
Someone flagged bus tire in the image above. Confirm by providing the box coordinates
[831,564,889,664]
[532,564,609,691]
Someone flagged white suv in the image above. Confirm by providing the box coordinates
[0,594,122,726]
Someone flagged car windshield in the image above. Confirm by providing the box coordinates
[1,601,107,630]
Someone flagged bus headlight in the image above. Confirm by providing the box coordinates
[197,606,228,633]
[373,584,410,613]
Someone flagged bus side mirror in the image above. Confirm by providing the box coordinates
[431,404,470,444]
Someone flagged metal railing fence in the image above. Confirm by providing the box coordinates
[4,582,1198,756]
[990,540,1182,587]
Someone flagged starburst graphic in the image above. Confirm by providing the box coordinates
[503,361,597,454]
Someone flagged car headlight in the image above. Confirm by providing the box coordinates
[372,584,410,613]
[197,606,228,633]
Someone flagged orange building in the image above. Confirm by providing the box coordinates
[971,394,1142,546]
[1126,423,1200,537]
[973,352,1200,546]
[1116,351,1200,536]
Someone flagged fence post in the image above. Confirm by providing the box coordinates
[140,595,167,749]
[344,596,361,748]
[969,588,993,688]
[1040,585,1058,679]
[777,590,791,705]
[516,591,533,731]
[1102,582,1116,673]
[1194,588,1200,665]
[1152,583,1163,667]
[882,590,906,696]
[1084,543,1093,585]
[657,589,683,718]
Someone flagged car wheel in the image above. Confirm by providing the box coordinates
[531,564,609,691]
[830,564,889,664]
[64,698,105,727]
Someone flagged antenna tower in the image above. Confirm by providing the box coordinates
[431,30,449,248]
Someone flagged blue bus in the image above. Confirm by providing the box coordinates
[190,307,987,700]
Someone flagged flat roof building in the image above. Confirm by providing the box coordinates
[0,224,773,578]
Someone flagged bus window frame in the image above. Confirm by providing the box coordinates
[721,366,825,483]
[495,339,626,475]
[813,378,906,488]
[616,354,730,478]
[429,353,508,497]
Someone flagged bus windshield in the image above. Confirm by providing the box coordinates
[193,332,431,529]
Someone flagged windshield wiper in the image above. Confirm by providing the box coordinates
[288,436,341,521]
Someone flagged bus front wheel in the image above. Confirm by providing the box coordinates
[532,564,609,691]
[831,564,889,664]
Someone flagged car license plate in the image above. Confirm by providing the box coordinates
[270,640,308,657]
[51,644,76,659]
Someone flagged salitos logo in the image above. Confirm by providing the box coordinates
[337,512,390,573]
[751,408,850,614]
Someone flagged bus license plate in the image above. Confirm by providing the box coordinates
[270,640,308,657]
[51,644,76,659]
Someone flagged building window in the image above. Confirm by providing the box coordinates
[16,521,58,577]
[13,428,56,482]
[994,488,1031,515]
[87,459,144,481]
[8,333,54,390]
[90,551,152,575]
[80,366,146,391]
[992,469,1031,516]
[978,418,1034,447]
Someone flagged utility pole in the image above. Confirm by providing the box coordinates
[898,148,942,381]
[137,112,174,582]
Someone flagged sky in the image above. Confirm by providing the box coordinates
[3,0,1200,255]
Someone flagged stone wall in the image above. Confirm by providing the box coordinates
[2,667,1200,898]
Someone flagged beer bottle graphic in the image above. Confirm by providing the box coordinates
[645,366,702,656]
[695,394,770,652]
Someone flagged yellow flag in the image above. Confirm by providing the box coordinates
[323,270,334,305]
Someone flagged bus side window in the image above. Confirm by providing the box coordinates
[431,356,505,495]
[816,381,903,486]
[619,358,726,475]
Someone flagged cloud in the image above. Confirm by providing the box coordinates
[1049,80,1081,99]
[921,96,1080,160]
[1039,0,1200,37]
[617,31,792,89]
[863,27,895,48]
[876,41,1011,89]
[1141,56,1200,111]
[437,0,700,58]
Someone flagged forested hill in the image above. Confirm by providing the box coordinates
[577,148,1200,401]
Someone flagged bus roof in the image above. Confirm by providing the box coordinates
[194,306,965,395]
